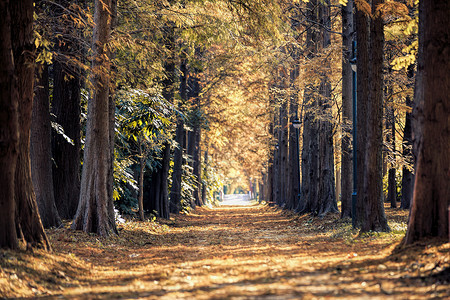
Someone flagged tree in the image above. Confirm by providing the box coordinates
[71,0,118,236]
[50,0,83,220]
[31,64,62,228]
[11,0,51,250]
[359,0,390,232]
[404,0,449,243]
[340,0,354,219]
[0,0,19,249]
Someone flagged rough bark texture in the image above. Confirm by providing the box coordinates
[170,118,184,214]
[10,0,51,250]
[279,78,289,207]
[31,65,62,228]
[360,0,389,232]
[355,4,370,227]
[316,0,338,217]
[386,108,397,208]
[272,95,281,206]
[340,0,354,219]
[71,0,118,237]
[51,0,82,220]
[0,0,19,249]
[286,69,300,211]
[400,96,413,209]
[405,0,450,243]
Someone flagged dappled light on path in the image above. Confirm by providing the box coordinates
[1,203,449,299]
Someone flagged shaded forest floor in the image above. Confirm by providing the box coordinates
[1,201,449,299]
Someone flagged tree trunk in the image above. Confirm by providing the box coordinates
[159,142,171,218]
[138,142,145,221]
[405,0,450,243]
[340,0,354,219]
[10,0,51,250]
[0,0,19,249]
[316,0,338,217]
[51,0,82,220]
[400,96,413,209]
[355,2,370,227]
[71,0,118,237]
[360,0,389,232]
[170,118,184,214]
[31,64,62,228]
[279,76,289,207]
[386,108,397,208]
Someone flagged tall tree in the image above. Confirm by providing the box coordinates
[340,0,354,219]
[71,0,118,236]
[31,64,62,228]
[51,0,82,220]
[400,95,413,209]
[359,0,389,232]
[11,0,51,250]
[0,0,19,249]
[404,0,449,243]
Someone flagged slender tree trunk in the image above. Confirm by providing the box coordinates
[360,0,389,232]
[386,108,397,208]
[159,142,171,218]
[340,0,354,219]
[170,118,184,214]
[0,0,19,249]
[355,3,370,227]
[400,96,413,209]
[279,76,289,207]
[31,64,62,228]
[71,0,118,236]
[405,0,450,243]
[10,0,51,250]
[51,0,82,220]
[138,141,145,221]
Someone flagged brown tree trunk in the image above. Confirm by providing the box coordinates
[31,64,62,228]
[0,0,19,249]
[360,0,389,232]
[286,69,300,211]
[71,0,118,237]
[405,0,450,243]
[11,0,51,250]
[340,0,354,219]
[400,96,413,209]
[316,0,338,217]
[279,76,289,207]
[355,2,370,227]
[51,0,82,220]
[170,117,185,214]
[386,108,397,208]
[138,142,145,221]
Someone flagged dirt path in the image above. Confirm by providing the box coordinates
[1,201,449,299]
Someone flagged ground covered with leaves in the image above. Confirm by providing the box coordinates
[1,201,449,299]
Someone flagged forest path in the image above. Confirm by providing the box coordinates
[2,202,449,299]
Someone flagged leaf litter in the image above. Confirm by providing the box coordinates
[0,202,449,299]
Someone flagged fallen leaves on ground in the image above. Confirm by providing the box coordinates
[1,202,449,299]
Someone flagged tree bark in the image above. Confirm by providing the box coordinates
[10,0,51,250]
[138,142,145,221]
[31,64,62,228]
[355,2,370,227]
[71,0,118,236]
[170,117,184,214]
[400,96,413,209]
[360,0,389,232]
[279,75,289,207]
[51,0,82,220]
[386,108,397,208]
[0,0,19,249]
[405,0,450,243]
[316,0,338,216]
[340,0,354,219]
